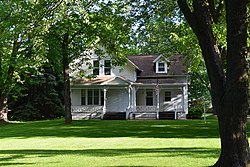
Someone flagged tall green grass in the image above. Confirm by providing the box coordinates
[0,116,239,167]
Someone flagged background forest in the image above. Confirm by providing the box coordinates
[1,0,210,121]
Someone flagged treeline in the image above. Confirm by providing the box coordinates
[8,65,64,121]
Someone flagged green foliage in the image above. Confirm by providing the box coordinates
[187,106,203,119]
[124,0,211,106]
[8,66,64,121]
[0,0,132,121]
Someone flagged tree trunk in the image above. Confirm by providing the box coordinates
[0,95,8,124]
[0,36,20,124]
[62,32,72,124]
[177,0,250,166]
[214,0,250,166]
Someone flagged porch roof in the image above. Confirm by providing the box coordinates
[71,76,132,87]
[136,77,186,84]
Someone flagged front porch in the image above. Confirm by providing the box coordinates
[71,78,188,120]
[71,105,186,120]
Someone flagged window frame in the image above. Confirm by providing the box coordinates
[104,60,111,75]
[93,60,100,75]
[81,89,103,106]
[146,89,154,106]
[156,61,167,73]
[164,91,171,102]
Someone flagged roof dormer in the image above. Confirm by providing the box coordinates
[153,55,168,73]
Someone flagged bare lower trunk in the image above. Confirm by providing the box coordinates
[214,92,250,166]
[0,96,8,124]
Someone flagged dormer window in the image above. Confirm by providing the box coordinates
[158,62,165,72]
[156,61,167,73]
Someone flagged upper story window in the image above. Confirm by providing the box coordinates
[104,60,111,75]
[158,62,165,72]
[93,60,99,75]
[156,61,167,73]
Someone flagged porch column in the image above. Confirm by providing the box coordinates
[126,86,132,119]
[102,88,107,119]
[182,86,185,112]
[156,85,160,119]
[133,86,137,113]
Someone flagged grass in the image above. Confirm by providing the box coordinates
[0,116,241,167]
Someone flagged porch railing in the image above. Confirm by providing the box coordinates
[71,105,103,113]
[136,106,157,112]
[71,105,103,120]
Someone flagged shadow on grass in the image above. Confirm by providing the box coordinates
[0,117,222,139]
[0,147,220,166]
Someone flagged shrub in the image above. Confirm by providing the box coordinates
[187,106,203,119]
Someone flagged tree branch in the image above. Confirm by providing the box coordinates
[208,0,224,23]
[177,0,197,33]
[193,71,211,93]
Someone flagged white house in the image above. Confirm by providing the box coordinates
[70,54,189,120]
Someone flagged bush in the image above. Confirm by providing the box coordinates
[187,106,203,119]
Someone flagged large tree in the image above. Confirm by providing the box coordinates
[178,0,249,166]
[0,1,57,123]
[47,0,131,123]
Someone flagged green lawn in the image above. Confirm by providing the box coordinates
[0,116,240,167]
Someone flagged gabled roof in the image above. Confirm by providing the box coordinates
[153,55,169,63]
[127,59,142,71]
[101,76,131,85]
[128,54,188,77]
[128,55,159,76]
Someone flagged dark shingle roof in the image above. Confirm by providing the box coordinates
[128,54,188,77]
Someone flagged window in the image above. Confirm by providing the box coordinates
[158,62,165,72]
[104,60,111,75]
[165,91,171,102]
[101,90,104,105]
[146,90,153,106]
[93,90,99,105]
[87,90,93,105]
[82,89,103,105]
[81,89,86,105]
[156,61,167,73]
[93,60,99,75]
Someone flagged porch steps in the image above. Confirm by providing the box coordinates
[72,112,102,120]
[103,112,126,120]
[159,111,175,120]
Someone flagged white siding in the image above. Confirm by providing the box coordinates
[70,52,137,81]
[71,89,81,105]
[112,62,137,82]
[136,89,145,106]
[136,89,157,106]
[160,89,184,112]
[106,89,129,112]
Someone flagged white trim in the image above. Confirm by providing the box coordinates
[153,55,163,63]
[153,55,170,63]
[102,88,107,119]
[101,76,132,85]
[127,59,143,71]
[156,61,168,73]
